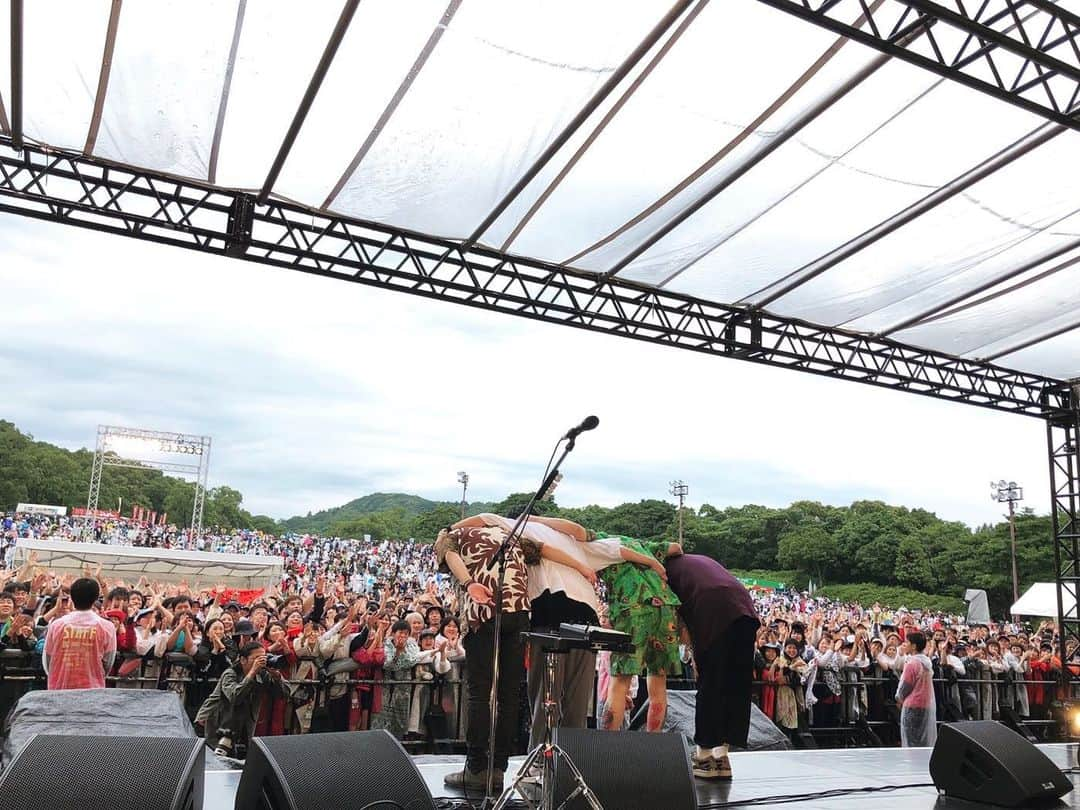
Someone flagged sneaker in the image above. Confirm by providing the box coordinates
[444,767,504,792]
[692,752,719,779]
[213,734,232,759]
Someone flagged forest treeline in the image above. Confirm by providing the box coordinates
[1,420,1048,612]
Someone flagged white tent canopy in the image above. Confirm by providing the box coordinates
[1010,582,1079,619]
[12,538,282,590]
[1,1,1078,380]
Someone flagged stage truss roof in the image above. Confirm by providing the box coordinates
[2,0,1080,416]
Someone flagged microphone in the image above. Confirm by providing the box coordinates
[563,415,599,441]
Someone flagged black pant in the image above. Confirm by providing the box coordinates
[462,611,528,772]
[328,692,351,732]
[695,616,758,748]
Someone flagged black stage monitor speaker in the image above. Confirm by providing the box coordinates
[0,733,204,810]
[234,730,436,810]
[929,721,1073,807]
[553,728,696,810]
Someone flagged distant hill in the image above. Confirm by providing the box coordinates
[279,492,497,534]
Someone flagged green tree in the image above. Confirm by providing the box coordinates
[602,499,676,540]
[249,514,280,534]
[330,507,411,542]
[410,503,463,542]
[834,501,914,584]
[777,525,839,584]
[490,492,559,519]
[163,486,195,527]
[204,486,247,529]
[894,534,935,591]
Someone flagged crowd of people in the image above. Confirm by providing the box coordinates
[747,590,1065,747]
[1,508,1069,791]
[2,512,441,600]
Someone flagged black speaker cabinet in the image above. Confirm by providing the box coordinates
[929,721,1072,807]
[0,734,204,810]
[234,730,435,810]
[553,728,696,810]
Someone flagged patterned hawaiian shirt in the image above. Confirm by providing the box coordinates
[594,533,680,621]
[435,523,540,632]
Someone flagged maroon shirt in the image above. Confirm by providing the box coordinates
[664,554,757,650]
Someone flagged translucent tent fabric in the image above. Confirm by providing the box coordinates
[3,0,1079,381]
[13,538,283,589]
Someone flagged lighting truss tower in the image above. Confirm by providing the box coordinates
[87,425,212,535]
[670,480,688,545]
[1048,387,1080,680]
[991,479,1024,609]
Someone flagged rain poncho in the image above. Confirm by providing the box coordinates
[896,653,937,747]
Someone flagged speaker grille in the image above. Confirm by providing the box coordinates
[239,731,435,810]
[0,735,202,810]
[553,729,696,810]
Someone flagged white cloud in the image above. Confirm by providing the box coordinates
[0,216,1050,527]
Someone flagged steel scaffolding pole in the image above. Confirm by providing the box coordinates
[1048,387,1080,684]
[191,436,211,536]
[87,425,106,514]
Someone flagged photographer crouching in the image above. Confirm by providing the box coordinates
[196,641,290,759]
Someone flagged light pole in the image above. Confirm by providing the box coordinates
[457,471,469,521]
[991,479,1024,609]
[670,480,688,545]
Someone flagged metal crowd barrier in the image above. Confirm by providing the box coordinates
[746,662,1075,747]
[0,649,471,752]
[2,648,1075,750]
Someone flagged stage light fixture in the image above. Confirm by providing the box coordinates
[1062,701,1080,737]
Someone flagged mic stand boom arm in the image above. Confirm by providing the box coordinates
[482,434,578,802]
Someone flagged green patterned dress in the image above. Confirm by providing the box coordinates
[595,533,681,677]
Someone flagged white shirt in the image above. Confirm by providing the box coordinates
[478,514,622,612]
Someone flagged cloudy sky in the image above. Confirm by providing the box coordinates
[0,214,1050,527]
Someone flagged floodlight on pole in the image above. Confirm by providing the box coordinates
[457,471,469,521]
[669,480,688,545]
[991,479,1024,610]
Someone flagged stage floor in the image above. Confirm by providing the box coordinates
[204,743,1080,809]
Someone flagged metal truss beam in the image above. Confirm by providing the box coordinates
[757,0,1080,132]
[0,139,1069,418]
[1048,387,1080,679]
[9,0,23,151]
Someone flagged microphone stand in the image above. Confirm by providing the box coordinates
[481,432,579,803]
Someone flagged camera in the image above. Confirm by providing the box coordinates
[264,654,289,670]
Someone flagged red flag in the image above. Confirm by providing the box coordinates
[160,512,168,526]
[150,511,157,525]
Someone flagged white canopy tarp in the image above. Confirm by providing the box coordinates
[1010,582,1079,619]
[1,1,1078,379]
[12,538,282,590]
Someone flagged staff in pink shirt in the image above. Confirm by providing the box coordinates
[43,577,116,690]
